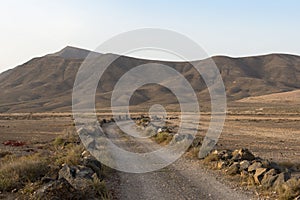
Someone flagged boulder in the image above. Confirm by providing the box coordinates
[226,162,240,175]
[232,148,255,161]
[248,161,262,172]
[33,178,82,199]
[58,165,95,190]
[239,160,250,171]
[254,168,267,184]
[215,150,231,160]
[222,151,233,160]
[82,156,102,179]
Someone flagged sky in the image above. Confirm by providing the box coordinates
[0,0,300,72]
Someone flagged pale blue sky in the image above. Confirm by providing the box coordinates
[0,0,299,72]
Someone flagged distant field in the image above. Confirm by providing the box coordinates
[238,89,300,104]
[0,105,299,163]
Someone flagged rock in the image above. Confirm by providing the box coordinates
[242,148,255,160]
[215,150,229,160]
[58,165,95,190]
[232,148,255,161]
[248,161,262,172]
[254,168,267,184]
[261,169,278,188]
[221,150,233,160]
[239,160,250,171]
[260,159,271,169]
[33,178,82,199]
[82,156,102,179]
[157,126,171,133]
[274,172,291,191]
[217,161,226,169]
[226,162,240,175]
[191,136,202,148]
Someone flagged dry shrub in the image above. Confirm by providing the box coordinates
[53,136,65,146]
[153,132,173,144]
[277,178,300,200]
[0,154,48,191]
[88,177,110,199]
[55,143,84,166]
[203,153,219,165]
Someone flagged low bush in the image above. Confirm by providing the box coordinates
[153,132,173,144]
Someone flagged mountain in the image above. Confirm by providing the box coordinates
[0,46,299,112]
[48,46,92,59]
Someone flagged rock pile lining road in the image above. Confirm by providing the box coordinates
[203,148,300,199]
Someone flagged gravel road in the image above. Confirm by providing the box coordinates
[103,122,255,200]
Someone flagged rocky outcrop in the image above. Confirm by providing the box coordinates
[33,152,104,199]
[202,148,300,198]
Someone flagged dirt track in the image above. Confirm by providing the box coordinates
[104,123,254,200]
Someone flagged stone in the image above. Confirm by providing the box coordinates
[217,161,226,170]
[33,178,82,199]
[254,168,267,184]
[58,165,95,190]
[222,151,233,160]
[239,160,250,171]
[260,159,271,169]
[231,148,255,161]
[248,161,262,172]
[191,136,202,148]
[82,156,102,179]
[261,169,278,188]
[226,162,240,175]
[239,148,255,161]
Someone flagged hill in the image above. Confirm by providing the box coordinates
[0,46,299,112]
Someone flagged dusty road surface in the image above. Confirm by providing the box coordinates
[103,122,254,200]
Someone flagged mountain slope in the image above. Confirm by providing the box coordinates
[0,47,299,112]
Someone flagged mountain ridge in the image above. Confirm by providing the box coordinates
[0,46,299,112]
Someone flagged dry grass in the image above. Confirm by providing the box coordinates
[202,153,219,165]
[89,176,110,199]
[153,132,173,144]
[55,144,84,166]
[277,178,300,200]
[0,154,48,191]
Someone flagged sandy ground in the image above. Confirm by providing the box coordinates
[0,109,299,199]
[0,111,299,162]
